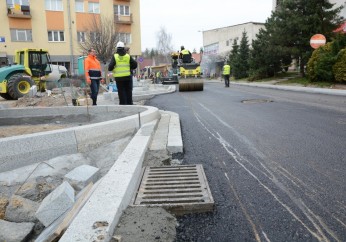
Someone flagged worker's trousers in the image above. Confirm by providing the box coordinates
[116,79,133,105]
[224,75,230,87]
[90,79,101,105]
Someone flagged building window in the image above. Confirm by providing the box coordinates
[48,30,64,42]
[114,5,130,16]
[75,0,84,12]
[10,29,32,42]
[77,32,86,42]
[6,0,30,8]
[45,0,63,11]
[119,33,131,44]
[204,43,219,55]
[90,32,101,42]
[88,2,100,13]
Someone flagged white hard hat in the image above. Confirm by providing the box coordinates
[116,42,125,48]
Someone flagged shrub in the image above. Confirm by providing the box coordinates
[333,48,346,83]
[307,42,335,82]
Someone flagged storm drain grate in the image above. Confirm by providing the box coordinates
[132,165,214,215]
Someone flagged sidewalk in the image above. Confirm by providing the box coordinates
[59,107,183,241]
[231,80,346,96]
[99,80,176,105]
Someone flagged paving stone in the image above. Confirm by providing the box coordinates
[77,97,92,106]
[64,165,99,191]
[35,181,75,227]
[0,219,35,242]
[5,195,39,222]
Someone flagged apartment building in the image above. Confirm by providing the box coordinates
[273,0,346,17]
[0,0,141,74]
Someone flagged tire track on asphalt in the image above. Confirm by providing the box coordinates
[191,101,341,241]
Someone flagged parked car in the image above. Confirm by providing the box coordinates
[45,64,68,82]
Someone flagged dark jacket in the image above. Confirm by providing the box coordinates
[108,48,137,81]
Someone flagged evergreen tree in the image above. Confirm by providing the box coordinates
[143,48,150,58]
[229,39,239,78]
[249,17,291,80]
[236,31,250,79]
[272,0,343,77]
[150,48,156,59]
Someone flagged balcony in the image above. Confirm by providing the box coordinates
[7,5,31,19]
[114,14,133,24]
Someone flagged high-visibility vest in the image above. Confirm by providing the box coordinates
[84,55,102,81]
[223,65,231,75]
[112,54,131,77]
[181,49,190,55]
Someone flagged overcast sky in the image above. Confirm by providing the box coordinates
[140,0,274,52]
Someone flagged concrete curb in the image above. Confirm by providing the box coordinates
[231,82,346,96]
[166,111,183,153]
[102,84,176,102]
[60,120,158,242]
[0,105,160,172]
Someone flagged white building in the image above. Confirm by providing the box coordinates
[202,22,265,58]
[201,22,265,77]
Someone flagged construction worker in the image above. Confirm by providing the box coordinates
[84,48,103,105]
[222,63,231,87]
[171,52,179,68]
[108,42,137,105]
[155,71,161,84]
[179,46,192,63]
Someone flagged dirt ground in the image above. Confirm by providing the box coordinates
[0,90,80,138]
[0,86,140,138]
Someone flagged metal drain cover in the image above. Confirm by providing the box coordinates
[132,165,214,215]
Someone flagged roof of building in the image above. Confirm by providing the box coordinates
[203,21,265,33]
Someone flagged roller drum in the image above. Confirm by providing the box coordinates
[179,79,204,92]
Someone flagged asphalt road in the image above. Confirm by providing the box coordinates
[145,81,346,242]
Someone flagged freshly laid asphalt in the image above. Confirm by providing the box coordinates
[53,80,346,241]
[1,79,345,241]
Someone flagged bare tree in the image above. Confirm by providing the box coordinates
[156,26,174,64]
[79,15,119,83]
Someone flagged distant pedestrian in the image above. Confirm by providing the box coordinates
[222,63,231,87]
[108,42,137,105]
[84,48,103,105]
[156,71,161,84]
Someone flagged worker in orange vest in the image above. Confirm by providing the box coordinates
[84,48,103,105]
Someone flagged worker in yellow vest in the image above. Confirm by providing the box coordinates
[222,63,231,87]
[179,46,192,63]
[108,42,137,105]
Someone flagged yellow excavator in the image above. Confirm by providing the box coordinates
[171,48,203,92]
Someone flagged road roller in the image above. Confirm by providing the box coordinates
[171,51,204,92]
[178,62,203,91]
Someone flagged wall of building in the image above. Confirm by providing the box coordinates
[201,22,265,78]
[0,0,141,75]
[203,22,265,57]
